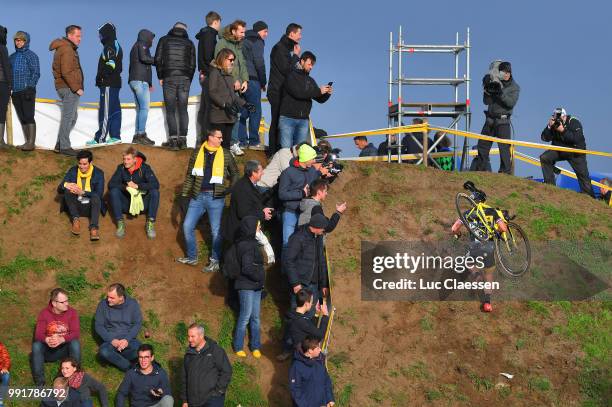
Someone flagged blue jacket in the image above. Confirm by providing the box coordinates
[58,165,106,214]
[9,32,40,92]
[242,30,266,85]
[116,362,172,407]
[94,295,142,342]
[359,143,378,157]
[278,158,321,212]
[289,351,334,407]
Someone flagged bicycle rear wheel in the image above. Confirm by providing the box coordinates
[455,193,489,242]
[495,222,531,277]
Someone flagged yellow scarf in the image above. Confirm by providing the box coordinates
[192,142,224,184]
[76,164,94,192]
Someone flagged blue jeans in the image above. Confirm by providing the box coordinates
[201,395,224,407]
[282,210,299,248]
[233,289,262,351]
[129,81,150,134]
[109,188,159,221]
[0,372,9,407]
[238,80,262,146]
[279,116,309,148]
[31,340,81,385]
[98,339,140,371]
[183,192,225,261]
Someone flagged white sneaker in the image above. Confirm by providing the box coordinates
[230,143,245,156]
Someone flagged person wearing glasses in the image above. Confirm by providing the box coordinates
[177,128,239,273]
[205,48,255,152]
[32,288,81,386]
[116,344,173,407]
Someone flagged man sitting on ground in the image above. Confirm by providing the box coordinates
[94,283,143,371]
[108,147,160,239]
[32,288,81,386]
[353,135,377,157]
[116,344,173,407]
[40,377,80,407]
[289,336,335,407]
[57,150,105,240]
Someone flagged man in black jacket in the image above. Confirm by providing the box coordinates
[90,22,123,145]
[279,51,332,149]
[181,324,232,407]
[540,108,595,197]
[285,214,329,318]
[41,377,80,407]
[196,11,221,140]
[155,22,196,150]
[473,61,520,174]
[108,147,160,239]
[222,160,274,243]
[267,23,302,155]
[129,29,156,146]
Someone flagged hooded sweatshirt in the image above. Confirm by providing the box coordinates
[195,26,217,75]
[34,302,80,343]
[286,309,328,350]
[242,29,266,85]
[129,29,155,86]
[278,159,321,211]
[49,37,83,92]
[96,23,123,88]
[235,216,265,291]
[0,25,13,88]
[9,32,40,92]
[214,25,248,84]
[116,362,171,407]
[94,295,142,342]
[289,350,334,407]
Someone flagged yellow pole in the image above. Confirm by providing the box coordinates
[6,96,13,145]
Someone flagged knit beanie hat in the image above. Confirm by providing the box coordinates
[174,22,188,31]
[298,144,317,163]
[253,21,268,32]
[499,61,512,73]
[14,31,27,42]
[309,213,329,229]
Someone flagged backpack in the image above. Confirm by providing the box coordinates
[222,243,241,280]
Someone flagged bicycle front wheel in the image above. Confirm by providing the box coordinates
[495,222,531,277]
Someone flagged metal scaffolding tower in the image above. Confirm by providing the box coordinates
[388,26,471,168]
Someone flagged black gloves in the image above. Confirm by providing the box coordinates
[244,102,256,113]
[224,103,240,117]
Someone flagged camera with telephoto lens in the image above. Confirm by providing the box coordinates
[323,148,344,177]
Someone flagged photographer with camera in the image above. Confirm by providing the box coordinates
[472,61,520,174]
[540,108,595,197]
[206,48,256,151]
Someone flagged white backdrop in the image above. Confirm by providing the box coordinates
[9,99,203,149]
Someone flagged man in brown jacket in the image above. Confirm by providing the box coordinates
[49,25,84,156]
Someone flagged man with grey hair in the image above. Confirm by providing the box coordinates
[222,159,274,243]
[181,324,231,407]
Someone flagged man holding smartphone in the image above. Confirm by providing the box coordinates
[279,51,332,148]
[116,344,173,407]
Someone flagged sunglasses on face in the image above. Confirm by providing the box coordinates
[227,58,235,62]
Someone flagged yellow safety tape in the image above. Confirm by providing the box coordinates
[323,124,428,139]
[429,126,612,158]
[514,152,609,190]
[342,148,497,162]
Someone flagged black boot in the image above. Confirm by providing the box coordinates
[178,137,187,150]
[162,137,179,151]
[0,123,8,149]
[140,132,155,145]
[132,134,144,145]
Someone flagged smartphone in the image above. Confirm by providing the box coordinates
[327,81,334,86]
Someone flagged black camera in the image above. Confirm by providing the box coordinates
[551,111,563,130]
[323,148,344,178]
[483,74,502,95]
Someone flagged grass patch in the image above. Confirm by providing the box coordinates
[529,203,589,239]
[468,372,493,391]
[336,256,358,273]
[471,335,487,351]
[217,308,235,350]
[174,322,188,345]
[337,383,354,406]
[225,361,267,406]
[0,254,63,280]
[419,316,434,331]
[528,376,552,392]
[368,389,386,404]
[400,361,430,379]
[527,301,551,317]
[328,351,351,370]
[56,267,101,298]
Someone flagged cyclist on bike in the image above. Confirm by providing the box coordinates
[451,181,505,312]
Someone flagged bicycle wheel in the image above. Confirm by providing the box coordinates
[495,222,531,277]
[455,193,489,242]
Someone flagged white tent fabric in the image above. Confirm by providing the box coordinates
[9,100,202,149]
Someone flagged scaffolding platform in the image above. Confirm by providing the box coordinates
[388,102,468,118]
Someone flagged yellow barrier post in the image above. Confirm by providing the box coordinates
[6,97,13,145]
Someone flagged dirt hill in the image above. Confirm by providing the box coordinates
[0,146,610,406]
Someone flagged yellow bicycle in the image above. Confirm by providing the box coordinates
[456,181,531,277]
